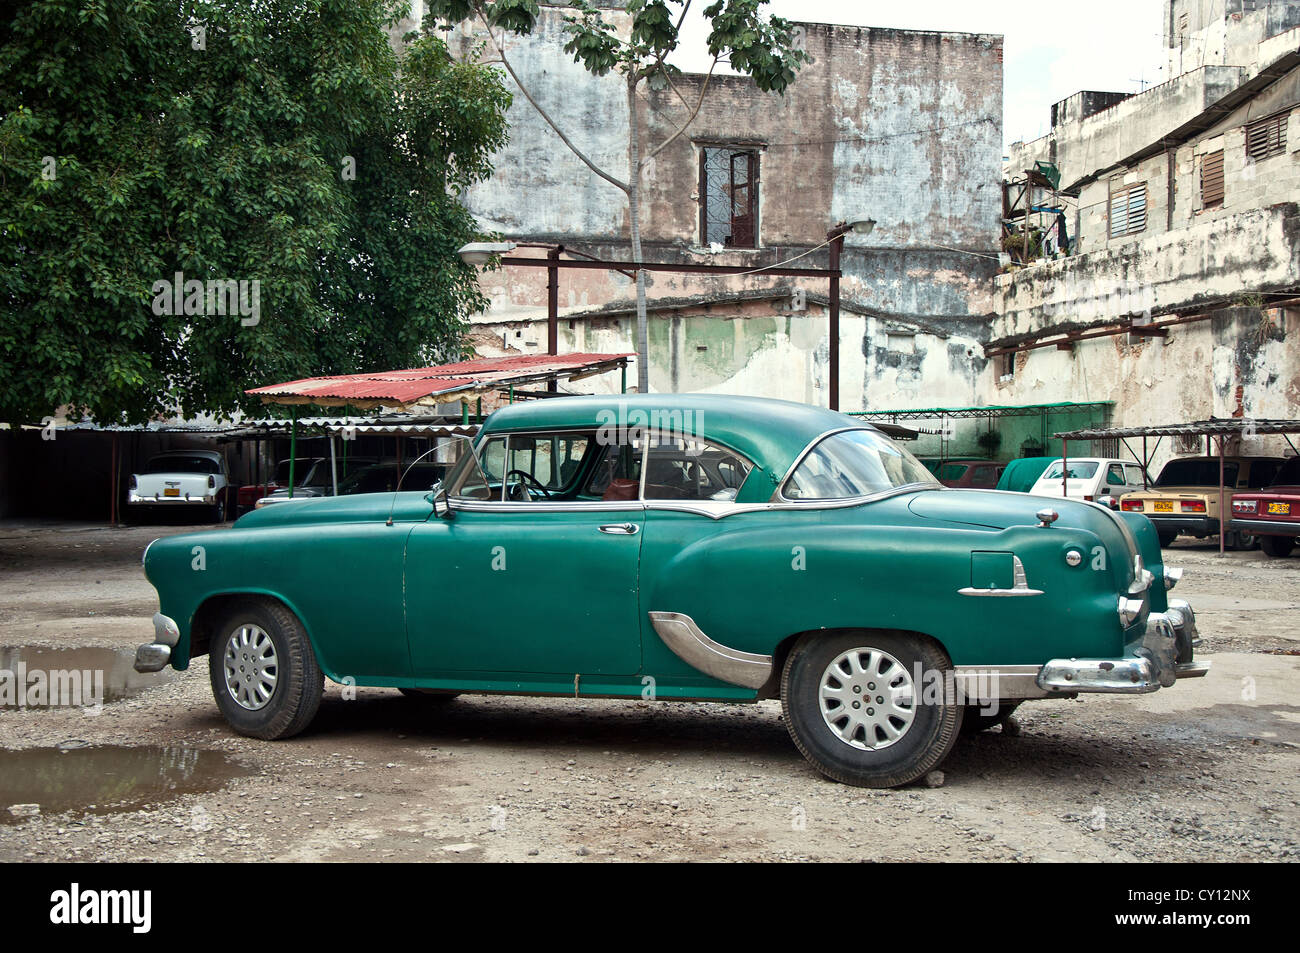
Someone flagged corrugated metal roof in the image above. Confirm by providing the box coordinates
[246,353,633,410]
[1055,418,1300,440]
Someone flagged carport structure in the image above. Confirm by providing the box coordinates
[243,353,633,497]
[1054,418,1300,555]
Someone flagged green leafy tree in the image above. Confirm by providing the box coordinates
[427,0,807,393]
[0,0,510,425]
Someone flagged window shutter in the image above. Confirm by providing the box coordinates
[1245,111,1288,162]
[1201,150,1224,208]
[1109,183,1147,238]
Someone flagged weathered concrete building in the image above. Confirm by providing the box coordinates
[993,3,1300,468]
[426,3,1004,415]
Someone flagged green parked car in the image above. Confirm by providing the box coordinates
[135,395,1207,788]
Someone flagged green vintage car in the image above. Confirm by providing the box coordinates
[135,395,1207,787]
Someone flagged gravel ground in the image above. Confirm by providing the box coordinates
[0,521,1296,862]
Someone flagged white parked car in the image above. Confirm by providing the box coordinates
[128,450,231,522]
[1029,457,1148,508]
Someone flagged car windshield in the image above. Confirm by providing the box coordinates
[144,455,220,475]
[1041,461,1099,480]
[783,430,938,500]
[1156,459,1240,487]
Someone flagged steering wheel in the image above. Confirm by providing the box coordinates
[505,469,552,501]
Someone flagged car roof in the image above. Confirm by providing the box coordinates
[481,394,871,477]
[151,449,221,459]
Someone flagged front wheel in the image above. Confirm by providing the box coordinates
[961,700,1022,735]
[781,631,963,788]
[209,599,323,739]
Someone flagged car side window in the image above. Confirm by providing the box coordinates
[1107,464,1126,486]
[583,433,645,501]
[1125,464,1145,486]
[643,434,752,502]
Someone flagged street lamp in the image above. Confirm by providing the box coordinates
[826,218,874,412]
[457,241,517,266]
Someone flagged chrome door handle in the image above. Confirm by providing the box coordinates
[599,523,639,535]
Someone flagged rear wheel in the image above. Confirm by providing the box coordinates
[1226,530,1256,551]
[209,599,322,739]
[1261,535,1296,558]
[781,631,963,788]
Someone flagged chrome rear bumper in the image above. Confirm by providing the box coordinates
[1037,601,1207,695]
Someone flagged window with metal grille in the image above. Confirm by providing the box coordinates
[1245,111,1288,162]
[1109,182,1148,238]
[1201,150,1224,208]
[700,147,758,248]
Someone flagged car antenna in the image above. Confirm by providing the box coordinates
[386,446,441,527]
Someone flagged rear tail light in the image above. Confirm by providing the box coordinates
[1121,499,1143,511]
[208,475,216,489]
[129,475,137,491]
[1181,500,1206,513]
[1084,495,1093,502]
[1232,499,1258,514]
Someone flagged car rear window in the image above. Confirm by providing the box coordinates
[783,430,937,501]
[936,463,969,481]
[1156,459,1240,488]
[1270,457,1300,486]
[1041,461,1099,480]
[144,455,220,475]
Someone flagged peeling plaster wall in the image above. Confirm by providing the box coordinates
[995,203,1300,332]
[450,10,1002,409]
[1006,66,1246,188]
[471,295,987,414]
[987,305,1300,471]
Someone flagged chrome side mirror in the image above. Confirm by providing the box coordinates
[426,482,454,520]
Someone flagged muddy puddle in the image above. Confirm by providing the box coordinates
[0,744,251,823]
[0,645,175,709]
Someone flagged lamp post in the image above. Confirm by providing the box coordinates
[459,222,870,405]
[825,219,875,412]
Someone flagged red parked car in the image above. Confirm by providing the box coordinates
[935,459,1005,489]
[1230,456,1300,557]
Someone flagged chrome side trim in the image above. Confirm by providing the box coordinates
[647,611,772,690]
[952,664,1050,700]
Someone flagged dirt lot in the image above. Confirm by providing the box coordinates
[0,520,1297,862]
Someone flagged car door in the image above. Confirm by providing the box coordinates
[404,430,645,677]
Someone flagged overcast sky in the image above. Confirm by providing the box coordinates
[670,0,1170,151]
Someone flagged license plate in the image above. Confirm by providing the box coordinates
[1153,501,1174,512]
[1267,502,1291,515]
[163,488,180,497]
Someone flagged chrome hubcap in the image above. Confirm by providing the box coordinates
[223,624,279,711]
[818,647,916,750]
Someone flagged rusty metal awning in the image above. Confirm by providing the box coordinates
[219,415,480,441]
[245,353,633,411]
[1054,418,1300,440]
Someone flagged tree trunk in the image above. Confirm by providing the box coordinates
[627,77,650,394]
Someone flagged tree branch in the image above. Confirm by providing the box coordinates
[641,54,718,166]
[476,7,630,194]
